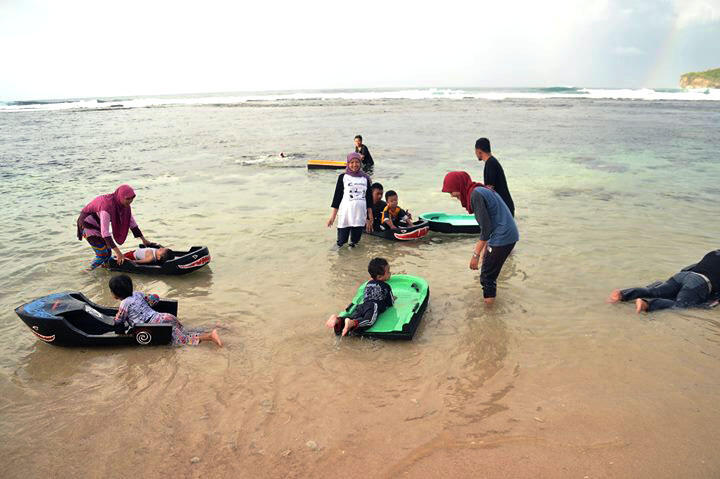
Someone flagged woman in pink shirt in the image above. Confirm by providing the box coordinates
[76,184,154,270]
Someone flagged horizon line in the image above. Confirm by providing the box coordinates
[1,83,691,103]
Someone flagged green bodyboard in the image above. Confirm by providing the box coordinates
[419,212,477,225]
[418,212,481,233]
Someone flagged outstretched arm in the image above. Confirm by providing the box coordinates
[470,193,492,270]
[470,239,487,270]
[129,216,152,245]
[366,207,374,232]
[114,302,129,325]
[112,246,125,264]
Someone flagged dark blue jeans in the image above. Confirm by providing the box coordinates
[621,271,711,311]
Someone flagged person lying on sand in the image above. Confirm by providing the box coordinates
[608,249,720,312]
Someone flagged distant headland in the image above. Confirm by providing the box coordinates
[680,68,720,88]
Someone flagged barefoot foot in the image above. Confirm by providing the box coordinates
[210,329,223,347]
[341,318,357,337]
[608,289,622,303]
[484,297,495,306]
[635,299,649,314]
[326,314,340,329]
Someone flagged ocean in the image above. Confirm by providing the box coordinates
[2,86,720,112]
[1,88,719,477]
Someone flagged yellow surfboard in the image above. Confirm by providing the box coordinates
[307,159,346,170]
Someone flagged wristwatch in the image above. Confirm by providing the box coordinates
[472,252,481,259]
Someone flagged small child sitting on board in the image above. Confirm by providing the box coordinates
[381,190,413,229]
[109,274,222,347]
[123,246,173,264]
[326,258,395,336]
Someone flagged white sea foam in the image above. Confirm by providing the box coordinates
[2,87,718,112]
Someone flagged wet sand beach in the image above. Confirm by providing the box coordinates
[1,97,720,478]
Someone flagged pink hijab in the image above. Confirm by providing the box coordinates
[345,152,370,180]
[77,185,136,244]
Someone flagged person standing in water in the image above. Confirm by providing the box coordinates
[475,138,515,217]
[327,153,373,247]
[442,171,519,305]
[354,135,374,170]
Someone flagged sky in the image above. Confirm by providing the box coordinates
[1,0,719,100]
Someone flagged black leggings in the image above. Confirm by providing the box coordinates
[620,271,710,311]
[335,301,381,335]
[337,227,363,246]
[350,301,380,329]
[480,243,516,298]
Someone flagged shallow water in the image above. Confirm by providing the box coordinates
[1,98,720,478]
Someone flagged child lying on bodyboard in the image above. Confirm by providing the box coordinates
[326,258,395,336]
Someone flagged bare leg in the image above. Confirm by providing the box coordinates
[326,314,341,329]
[608,289,622,303]
[635,299,649,313]
[341,318,358,337]
[484,297,495,306]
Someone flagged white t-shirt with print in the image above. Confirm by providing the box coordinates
[337,174,370,228]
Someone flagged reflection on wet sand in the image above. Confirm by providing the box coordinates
[163,269,214,298]
[444,304,512,423]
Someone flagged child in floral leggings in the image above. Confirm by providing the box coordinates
[109,274,222,347]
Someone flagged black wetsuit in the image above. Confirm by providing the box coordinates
[346,280,394,332]
[690,250,720,294]
[483,156,514,216]
[356,144,374,168]
[620,250,720,311]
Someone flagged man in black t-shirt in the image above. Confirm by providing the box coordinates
[475,137,514,216]
[609,249,720,312]
[354,134,374,169]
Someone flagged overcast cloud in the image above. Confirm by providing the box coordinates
[1,0,718,100]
